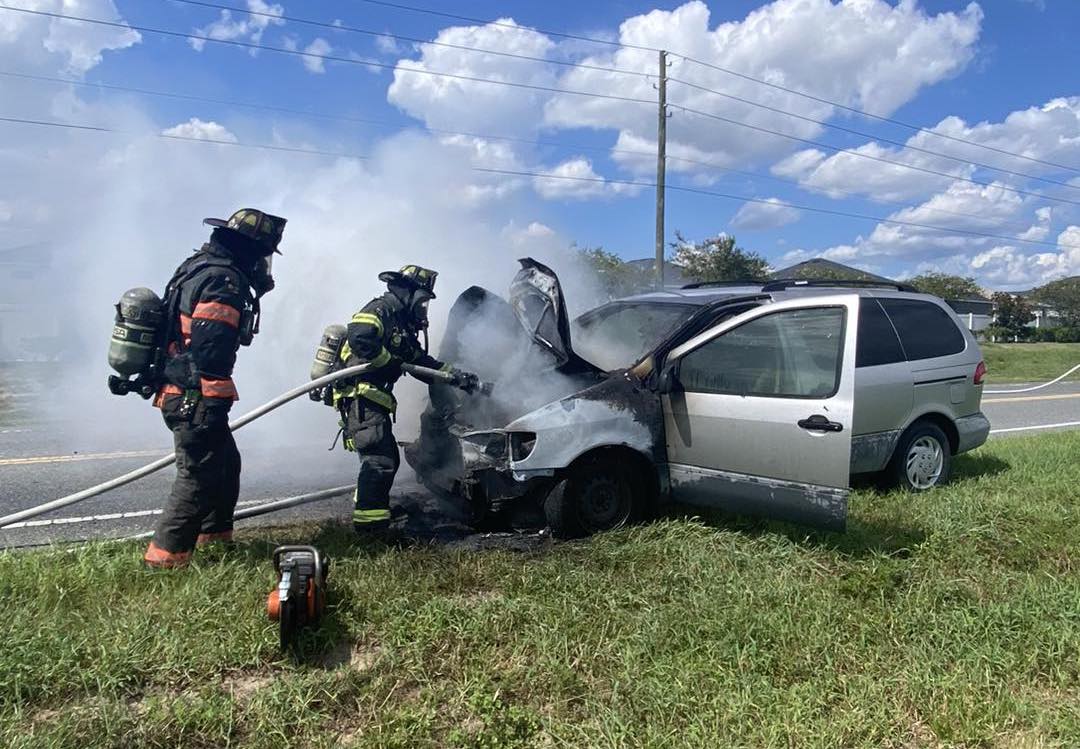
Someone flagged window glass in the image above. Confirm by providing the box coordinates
[879,299,966,360]
[573,303,697,370]
[856,298,905,368]
[680,307,844,398]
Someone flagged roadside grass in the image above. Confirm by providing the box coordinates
[1,431,1078,748]
[980,342,1080,383]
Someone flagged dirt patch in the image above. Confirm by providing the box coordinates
[321,640,384,672]
[457,590,504,605]
[222,671,274,700]
[446,530,555,554]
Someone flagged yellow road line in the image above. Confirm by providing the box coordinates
[983,393,1080,405]
[0,450,168,467]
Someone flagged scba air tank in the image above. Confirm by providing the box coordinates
[311,324,347,380]
[108,287,164,376]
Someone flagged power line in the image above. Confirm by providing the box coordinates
[4,112,1076,252]
[4,69,1043,235]
[346,0,661,53]
[0,114,370,159]
[0,5,658,108]
[345,0,1078,174]
[668,98,1080,209]
[8,6,1072,211]
[673,53,1080,175]
[172,0,1075,193]
[668,76,1080,190]
[477,167,1080,251]
[167,0,652,79]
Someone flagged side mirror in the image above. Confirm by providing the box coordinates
[657,362,681,394]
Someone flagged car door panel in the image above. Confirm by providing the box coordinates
[662,295,859,531]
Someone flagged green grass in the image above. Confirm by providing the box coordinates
[980,342,1080,383]
[2,431,1080,748]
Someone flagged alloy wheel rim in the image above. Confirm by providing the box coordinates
[905,435,944,490]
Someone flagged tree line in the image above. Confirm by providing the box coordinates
[578,233,1080,343]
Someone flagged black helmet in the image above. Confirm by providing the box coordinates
[204,208,287,255]
[378,264,437,298]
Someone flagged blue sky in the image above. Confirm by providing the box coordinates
[3,0,1080,291]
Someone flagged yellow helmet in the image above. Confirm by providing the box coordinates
[378,264,438,298]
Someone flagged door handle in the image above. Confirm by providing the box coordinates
[798,414,844,433]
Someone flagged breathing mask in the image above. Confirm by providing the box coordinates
[409,290,433,330]
[253,254,275,297]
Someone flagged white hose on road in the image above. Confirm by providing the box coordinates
[119,484,355,542]
[984,363,1080,394]
[0,365,370,528]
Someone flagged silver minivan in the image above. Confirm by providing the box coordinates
[407,263,991,537]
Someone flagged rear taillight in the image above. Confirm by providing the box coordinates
[974,360,987,386]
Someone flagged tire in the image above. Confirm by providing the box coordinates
[886,421,952,492]
[543,455,643,539]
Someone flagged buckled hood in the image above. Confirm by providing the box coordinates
[507,258,594,373]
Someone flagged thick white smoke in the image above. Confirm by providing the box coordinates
[0,3,615,481]
[1,94,607,470]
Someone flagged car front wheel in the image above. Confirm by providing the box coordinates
[888,422,952,491]
[543,455,642,538]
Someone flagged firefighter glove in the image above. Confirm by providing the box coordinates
[450,368,481,394]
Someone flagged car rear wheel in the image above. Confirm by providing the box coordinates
[543,455,642,538]
[887,422,952,491]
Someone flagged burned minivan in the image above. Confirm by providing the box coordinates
[405,259,989,538]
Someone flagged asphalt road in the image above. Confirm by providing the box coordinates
[1,381,1078,548]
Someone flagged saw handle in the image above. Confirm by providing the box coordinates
[273,545,326,582]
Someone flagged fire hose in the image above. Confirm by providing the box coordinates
[983,363,1080,394]
[0,364,374,529]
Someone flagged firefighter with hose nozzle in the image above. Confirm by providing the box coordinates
[316,265,481,540]
[142,209,286,569]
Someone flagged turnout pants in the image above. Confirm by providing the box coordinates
[344,399,399,532]
[145,395,241,566]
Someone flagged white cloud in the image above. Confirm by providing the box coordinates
[523,221,554,237]
[545,0,982,174]
[376,33,402,55]
[502,220,561,249]
[788,182,1079,288]
[0,0,140,75]
[772,143,972,202]
[532,158,641,200]
[1018,207,1053,242]
[775,97,1080,202]
[800,180,1030,265]
[190,0,284,53]
[161,118,238,143]
[387,18,557,134]
[730,197,800,230]
[967,226,1080,287]
[302,37,332,73]
[383,0,984,198]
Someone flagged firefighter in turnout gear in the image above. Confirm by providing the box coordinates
[335,265,480,538]
[144,208,286,569]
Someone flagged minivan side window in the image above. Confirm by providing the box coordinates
[679,307,844,398]
[856,298,905,368]
[879,298,966,360]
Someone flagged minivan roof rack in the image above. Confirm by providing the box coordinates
[680,279,767,289]
[761,278,920,293]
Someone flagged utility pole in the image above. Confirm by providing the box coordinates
[654,49,668,290]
